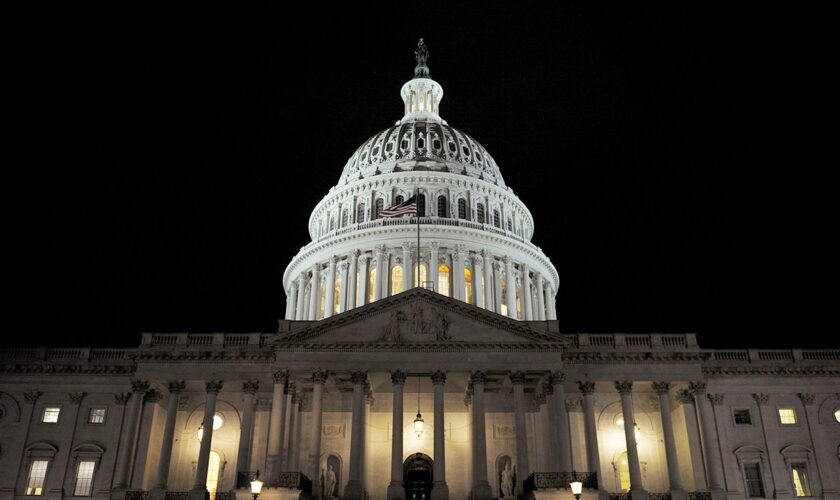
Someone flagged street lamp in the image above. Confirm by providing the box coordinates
[250,471,263,500]
[414,377,424,438]
[570,479,583,500]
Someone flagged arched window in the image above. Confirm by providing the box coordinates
[368,267,377,303]
[413,263,428,289]
[334,277,342,313]
[319,281,326,319]
[395,195,404,206]
[341,209,348,228]
[356,204,366,223]
[464,268,473,304]
[506,219,512,232]
[374,199,384,219]
[457,199,468,220]
[438,265,451,297]
[616,452,630,492]
[417,194,426,217]
[329,217,335,231]
[493,210,501,228]
[515,281,522,317]
[207,451,222,495]
[437,195,448,218]
[477,203,486,224]
[391,266,404,295]
[500,277,508,316]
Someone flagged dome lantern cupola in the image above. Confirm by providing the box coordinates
[400,39,444,123]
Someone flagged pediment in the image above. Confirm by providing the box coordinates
[275,288,568,347]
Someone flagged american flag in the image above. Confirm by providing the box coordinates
[380,195,417,217]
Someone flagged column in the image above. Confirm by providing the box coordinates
[470,372,492,500]
[114,379,148,489]
[388,371,407,500]
[493,262,503,312]
[344,371,368,500]
[542,382,560,471]
[546,284,557,320]
[430,242,439,291]
[337,262,349,313]
[504,257,517,319]
[402,243,413,290]
[153,381,185,492]
[348,250,359,310]
[689,382,725,498]
[236,380,260,479]
[653,382,686,500]
[286,283,298,320]
[579,382,605,492]
[431,371,449,500]
[535,274,546,321]
[379,247,390,297]
[521,264,533,320]
[551,372,572,472]
[309,370,329,499]
[675,389,708,491]
[192,381,224,498]
[285,388,300,470]
[615,381,647,499]
[308,264,321,320]
[374,245,385,300]
[290,391,304,471]
[324,256,337,318]
[295,274,307,320]
[799,393,832,498]
[358,255,369,306]
[482,251,493,312]
[452,246,464,301]
[266,370,289,481]
[472,257,482,307]
[510,372,530,496]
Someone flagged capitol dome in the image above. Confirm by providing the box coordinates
[283,40,558,321]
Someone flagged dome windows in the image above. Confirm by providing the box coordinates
[432,138,441,151]
[386,142,394,153]
[356,204,366,223]
[457,199,468,220]
[437,196,448,218]
[493,210,501,228]
[462,145,471,157]
[372,145,380,157]
[417,194,426,216]
[447,141,457,153]
[374,199,384,219]
[477,203,486,224]
[417,137,425,150]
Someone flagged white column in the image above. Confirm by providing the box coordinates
[192,381,223,495]
[510,372,529,496]
[690,382,725,495]
[286,283,298,320]
[288,391,303,471]
[266,370,288,482]
[521,264,533,320]
[431,371,449,500]
[535,274,546,321]
[551,372,572,472]
[453,246,464,301]
[236,380,259,478]
[482,251,494,312]
[402,243,413,291]
[387,371,407,500]
[114,379,148,489]
[471,257,481,306]
[308,264,321,320]
[295,274,307,320]
[153,381,185,491]
[324,256,337,318]
[347,250,359,310]
[616,381,647,498]
[493,262,503,312]
[429,242,439,291]
[358,255,369,306]
[374,245,385,300]
[344,371,367,500]
[653,382,685,498]
[676,389,708,491]
[470,372,492,500]
[379,247,390,297]
[338,262,349,313]
[504,257,517,319]
[546,283,557,320]
[579,382,604,490]
[309,371,328,498]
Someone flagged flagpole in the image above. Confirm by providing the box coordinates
[416,196,420,288]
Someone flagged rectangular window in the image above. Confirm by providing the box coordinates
[73,461,96,496]
[88,408,106,424]
[26,460,49,495]
[42,407,60,423]
[744,462,765,498]
[791,463,812,497]
[734,409,753,425]
[779,408,798,425]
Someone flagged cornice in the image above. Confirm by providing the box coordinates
[0,363,136,375]
[133,350,274,362]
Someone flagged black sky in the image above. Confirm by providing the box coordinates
[7,4,835,349]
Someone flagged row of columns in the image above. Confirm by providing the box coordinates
[285,246,558,322]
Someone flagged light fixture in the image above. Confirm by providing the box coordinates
[197,422,204,442]
[634,422,641,442]
[414,376,424,437]
[250,470,263,500]
[570,477,583,500]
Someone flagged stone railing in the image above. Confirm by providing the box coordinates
[687,493,711,500]
[275,472,312,493]
[164,492,190,500]
[140,333,269,348]
[708,349,840,363]
[0,348,132,362]
[648,493,672,500]
[527,471,598,491]
[125,491,149,500]
[567,334,698,351]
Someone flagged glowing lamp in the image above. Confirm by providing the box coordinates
[634,422,641,442]
[414,412,425,437]
[570,480,583,500]
[197,423,204,442]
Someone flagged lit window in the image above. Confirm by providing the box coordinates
[791,463,812,497]
[391,266,404,295]
[212,414,223,430]
[26,460,49,495]
[88,408,106,424]
[464,268,473,304]
[413,263,428,289]
[778,408,797,425]
[438,265,450,297]
[206,451,221,494]
[617,452,630,492]
[834,408,840,423]
[73,461,96,496]
[368,268,376,303]
[744,462,765,498]
[42,407,60,423]
[334,277,341,313]
[734,409,752,425]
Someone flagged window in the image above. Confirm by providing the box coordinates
[744,462,765,498]
[733,409,752,425]
[26,460,49,495]
[493,210,501,228]
[791,463,812,497]
[477,203,485,224]
[617,452,630,492]
[500,277,508,316]
[88,408,106,424]
[507,219,512,232]
[834,408,840,423]
[413,263,428,289]
[207,451,221,495]
[356,204,366,223]
[73,461,96,496]
[368,267,376,303]
[341,209,348,228]
[334,277,341,313]
[464,268,473,304]
[391,266,404,295]
[329,217,335,231]
[42,407,60,423]
[437,196,447,218]
[438,265,450,297]
[417,194,426,217]
[457,199,468,220]
[394,195,404,206]
[374,199,384,219]
[778,408,797,425]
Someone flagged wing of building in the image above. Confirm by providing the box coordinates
[1,41,839,500]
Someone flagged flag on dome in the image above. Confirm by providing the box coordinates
[380,195,417,217]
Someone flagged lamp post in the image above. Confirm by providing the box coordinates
[570,479,583,500]
[250,471,263,500]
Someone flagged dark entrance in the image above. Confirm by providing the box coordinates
[404,453,433,500]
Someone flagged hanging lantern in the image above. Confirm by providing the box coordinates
[414,411,425,437]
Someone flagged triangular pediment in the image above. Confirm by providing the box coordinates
[275,288,568,347]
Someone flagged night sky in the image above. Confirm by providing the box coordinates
[8,4,834,349]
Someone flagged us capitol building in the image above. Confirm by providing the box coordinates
[1,41,838,500]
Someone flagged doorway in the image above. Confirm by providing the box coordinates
[404,453,433,500]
